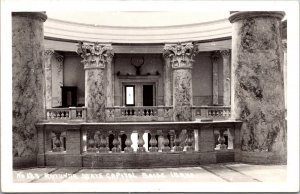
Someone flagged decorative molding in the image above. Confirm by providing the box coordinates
[220,49,231,58]
[229,11,285,23]
[44,49,55,58]
[163,43,198,69]
[210,51,220,62]
[77,42,114,69]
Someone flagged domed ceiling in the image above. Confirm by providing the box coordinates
[44,11,232,44]
[46,11,230,27]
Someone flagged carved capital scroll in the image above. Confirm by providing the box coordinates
[77,42,114,70]
[220,49,231,58]
[211,51,221,62]
[163,43,198,69]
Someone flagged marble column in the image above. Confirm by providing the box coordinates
[12,12,47,167]
[106,52,114,107]
[211,51,220,105]
[77,42,114,122]
[220,50,231,106]
[44,50,54,109]
[162,53,172,106]
[164,43,198,121]
[229,12,286,161]
[282,40,287,117]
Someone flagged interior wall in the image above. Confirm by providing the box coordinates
[114,54,164,106]
[63,53,85,106]
[61,51,227,107]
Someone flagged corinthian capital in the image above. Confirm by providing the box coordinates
[220,49,231,58]
[163,43,198,69]
[77,42,114,69]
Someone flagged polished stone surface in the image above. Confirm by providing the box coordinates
[13,163,286,183]
[85,69,106,121]
[163,43,197,121]
[12,12,46,163]
[77,42,114,122]
[173,69,193,121]
[230,12,286,160]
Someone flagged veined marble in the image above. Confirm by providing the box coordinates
[12,12,47,159]
[230,12,286,159]
[85,69,106,121]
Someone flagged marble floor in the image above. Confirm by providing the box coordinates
[13,162,286,183]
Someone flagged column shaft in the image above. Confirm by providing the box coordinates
[163,56,172,106]
[229,11,286,161]
[220,50,231,106]
[106,57,114,107]
[12,12,47,167]
[211,52,219,105]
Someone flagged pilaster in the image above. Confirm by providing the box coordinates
[220,49,231,106]
[211,51,220,105]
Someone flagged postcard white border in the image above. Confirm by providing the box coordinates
[1,0,299,192]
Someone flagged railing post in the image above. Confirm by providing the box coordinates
[149,131,158,152]
[87,130,97,152]
[215,129,227,150]
[185,129,194,151]
[137,131,146,152]
[112,131,121,152]
[162,131,170,152]
[173,130,183,152]
[124,132,134,152]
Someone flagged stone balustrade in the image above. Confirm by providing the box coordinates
[192,106,231,121]
[46,107,87,121]
[36,121,242,168]
[105,106,173,122]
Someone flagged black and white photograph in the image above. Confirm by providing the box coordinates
[1,0,299,192]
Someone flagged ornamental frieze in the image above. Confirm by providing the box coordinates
[163,43,198,69]
[77,42,114,69]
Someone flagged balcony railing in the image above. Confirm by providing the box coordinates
[36,121,242,168]
[46,107,87,121]
[105,106,173,122]
[45,106,230,122]
[192,106,231,120]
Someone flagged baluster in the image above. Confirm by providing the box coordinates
[124,132,133,152]
[132,109,135,116]
[173,130,183,152]
[137,131,146,152]
[162,131,170,152]
[87,131,97,152]
[149,131,158,152]
[66,111,69,118]
[46,111,50,119]
[124,110,127,116]
[169,131,175,150]
[216,129,227,150]
[208,110,211,117]
[150,109,153,116]
[52,131,62,152]
[185,129,194,151]
[112,131,121,152]
[94,131,100,151]
[99,132,109,152]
